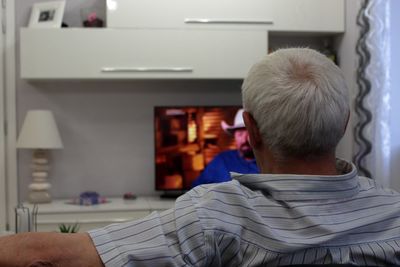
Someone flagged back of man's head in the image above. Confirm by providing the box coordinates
[242,48,349,158]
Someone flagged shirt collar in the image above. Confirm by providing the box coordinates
[231,159,359,201]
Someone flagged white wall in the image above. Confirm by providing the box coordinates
[16,80,242,199]
[335,0,362,161]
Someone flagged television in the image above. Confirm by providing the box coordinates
[154,106,242,196]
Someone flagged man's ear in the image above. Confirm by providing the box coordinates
[243,111,263,149]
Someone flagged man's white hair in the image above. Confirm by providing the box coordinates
[242,48,349,158]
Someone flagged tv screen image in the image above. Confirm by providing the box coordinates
[154,106,242,192]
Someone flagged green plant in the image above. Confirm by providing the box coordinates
[58,222,80,233]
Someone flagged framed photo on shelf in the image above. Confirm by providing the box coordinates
[28,0,66,28]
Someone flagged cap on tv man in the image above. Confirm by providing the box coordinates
[191,108,259,187]
[2,48,400,266]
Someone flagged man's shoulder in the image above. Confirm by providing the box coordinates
[182,180,254,220]
[204,150,239,167]
[216,149,237,156]
[358,176,400,195]
[213,150,238,160]
[187,180,246,201]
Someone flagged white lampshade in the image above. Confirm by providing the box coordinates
[17,110,63,149]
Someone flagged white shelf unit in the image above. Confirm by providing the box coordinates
[23,196,176,232]
[20,0,345,80]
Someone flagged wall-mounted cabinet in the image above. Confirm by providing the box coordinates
[20,28,267,79]
[20,0,344,80]
[107,0,344,33]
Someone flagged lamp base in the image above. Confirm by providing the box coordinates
[29,191,51,204]
[28,149,52,204]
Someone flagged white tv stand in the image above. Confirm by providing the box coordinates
[23,196,175,232]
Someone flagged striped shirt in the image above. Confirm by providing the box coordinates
[89,159,400,266]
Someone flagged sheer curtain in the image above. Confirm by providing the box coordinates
[389,0,400,190]
[353,0,391,186]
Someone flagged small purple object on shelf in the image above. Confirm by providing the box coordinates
[123,192,137,200]
[66,191,108,206]
[78,191,107,205]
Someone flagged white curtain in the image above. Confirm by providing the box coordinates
[353,0,391,186]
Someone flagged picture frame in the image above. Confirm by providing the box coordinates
[28,1,66,28]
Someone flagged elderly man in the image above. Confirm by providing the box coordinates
[2,48,400,266]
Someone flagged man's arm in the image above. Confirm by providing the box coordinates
[0,232,104,267]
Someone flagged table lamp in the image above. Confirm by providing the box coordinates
[17,110,63,204]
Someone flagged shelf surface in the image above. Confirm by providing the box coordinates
[23,196,176,214]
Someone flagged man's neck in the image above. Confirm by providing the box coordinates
[258,152,339,176]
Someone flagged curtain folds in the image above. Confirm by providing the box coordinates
[353,0,391,186]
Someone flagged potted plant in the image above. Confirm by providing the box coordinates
[58,222,80,233]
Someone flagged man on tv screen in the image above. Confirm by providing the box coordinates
[192,108,259,187]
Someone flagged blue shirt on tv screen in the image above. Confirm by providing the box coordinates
[192,150,259,187]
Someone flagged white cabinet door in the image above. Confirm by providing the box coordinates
[21,28,267,79]
[107,0,344,33]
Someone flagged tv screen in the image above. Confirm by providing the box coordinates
[155,106,242,192]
